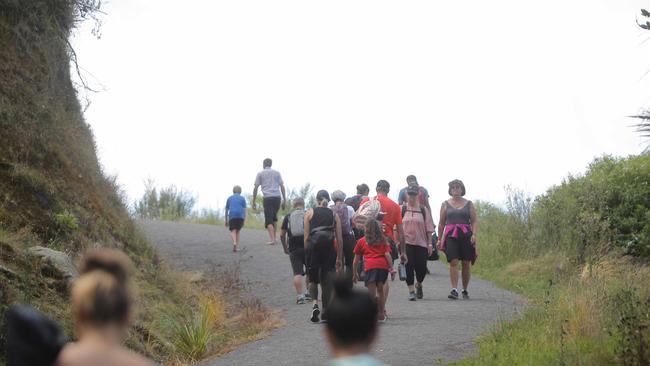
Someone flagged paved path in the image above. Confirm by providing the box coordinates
[139,220,522,366]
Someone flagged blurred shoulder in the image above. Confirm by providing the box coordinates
[56,344,156,366]
[115,348,157,366]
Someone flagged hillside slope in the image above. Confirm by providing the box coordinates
[0,2,184,363]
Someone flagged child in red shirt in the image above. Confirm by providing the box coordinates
[352,218,395,322]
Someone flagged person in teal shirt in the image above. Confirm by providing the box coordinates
[325,279,386,366]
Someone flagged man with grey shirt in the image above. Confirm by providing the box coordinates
[252,158,287,245]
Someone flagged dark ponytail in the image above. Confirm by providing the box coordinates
[325,277,378,348]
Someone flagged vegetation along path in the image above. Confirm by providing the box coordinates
[139,219,522,365]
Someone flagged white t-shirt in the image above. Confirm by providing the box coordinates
[254,168,283,197]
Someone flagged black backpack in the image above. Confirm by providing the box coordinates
[401,205,426,221]
[344,195,363,212]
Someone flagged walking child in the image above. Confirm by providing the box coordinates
[352,218,395,322]
[225,185,246,252]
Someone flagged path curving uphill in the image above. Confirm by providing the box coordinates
[139,220,522,365]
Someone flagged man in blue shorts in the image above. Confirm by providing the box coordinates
[252,158,287,245]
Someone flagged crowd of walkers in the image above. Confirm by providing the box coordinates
[244,158,479,326]
[2,158,478,366]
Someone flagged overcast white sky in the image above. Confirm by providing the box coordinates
[72,0,650,215]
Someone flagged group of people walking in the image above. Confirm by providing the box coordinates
[226,158,479,325]
[3,157,478,366]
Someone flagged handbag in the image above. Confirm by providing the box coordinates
[428,232,440,261]
[310,226,335,245]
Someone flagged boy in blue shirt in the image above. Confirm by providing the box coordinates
[225,185,246,252]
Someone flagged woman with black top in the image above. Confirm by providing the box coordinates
[437,179,478,300]
[304,190,344,322]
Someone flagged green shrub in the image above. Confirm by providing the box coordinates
[133,179,196,220]
[459,153,650,366]
[533,154,650,259]
[54,210,78,232]
[172,306,214,362]
[612,287,650,365]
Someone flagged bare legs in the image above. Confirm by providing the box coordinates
[461,260,471,290]
[367,283,386,321]
[230,229,241,251]
[293,275,303,295]
[449,259,471,291]
[266,223,276,244]
[383,280,390,316]
[449,259,459,289]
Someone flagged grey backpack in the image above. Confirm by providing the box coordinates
[288,209,305,237]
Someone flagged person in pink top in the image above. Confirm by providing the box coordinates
[401,183,436,301]
[437,179,478,300]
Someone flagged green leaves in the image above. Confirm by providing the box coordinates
[133,179,196,220]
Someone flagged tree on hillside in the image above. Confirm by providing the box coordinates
[289,182,317,209]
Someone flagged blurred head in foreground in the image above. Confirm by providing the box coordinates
[325,278,385,365]
[57,248,154,366]
[71,248,134,333]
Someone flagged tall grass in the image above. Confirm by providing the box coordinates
[172,306,213,362]
[455,154,650,366]
[145,263,282,365]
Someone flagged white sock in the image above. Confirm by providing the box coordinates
[452,288,458,292]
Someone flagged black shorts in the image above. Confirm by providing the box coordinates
[364,268,389,286]
[444,230,475,263]
[263,196,281,226]
[289,248,306,276]
[229,218,244,231]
